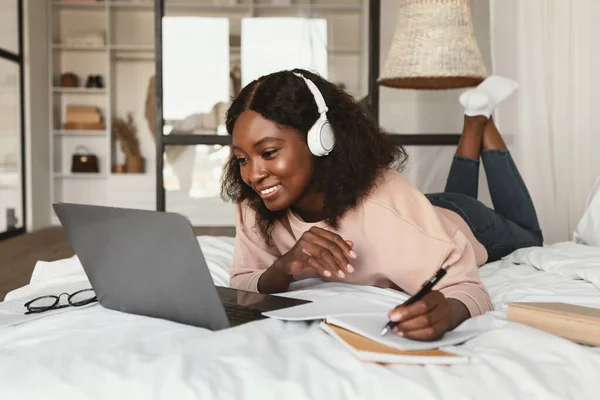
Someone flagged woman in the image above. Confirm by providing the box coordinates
[221,69,543,341]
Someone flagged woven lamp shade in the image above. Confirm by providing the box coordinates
[379,0,487,90]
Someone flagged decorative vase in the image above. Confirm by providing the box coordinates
[125,155,145,174]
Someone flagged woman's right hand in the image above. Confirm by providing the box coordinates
[274,227,357,279]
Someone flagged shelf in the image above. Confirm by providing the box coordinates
[54,129,108,136]
[328,47,362,55]
[110,172,151,177]
[53,87,107,94]
[254,4,362,13]
[52,1,106,10]
[109,44,350,59]
[112,54,155,62]
[52,44,107,51]
[157,2,363,13]
[54,173,107,179]
[164,3,251,14]
[109,1,153,10]
[104,2,362,13]
[110,44,155,52]
[110,44,155,61]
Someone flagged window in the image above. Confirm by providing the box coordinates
[241,17,328,85]
[155,1,459,226]
[162,17,230,122]
[0,0,25,239]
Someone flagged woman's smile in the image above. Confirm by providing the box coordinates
[257,184,282,199]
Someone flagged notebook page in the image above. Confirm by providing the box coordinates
[263,296,390,321]
[326,313,479,351]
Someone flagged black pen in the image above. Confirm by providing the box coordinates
[380,267,448,336]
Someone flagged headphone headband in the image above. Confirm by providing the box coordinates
[293,72,328,114]
[292,71,335,156]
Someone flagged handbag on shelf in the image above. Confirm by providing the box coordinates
[71,146,99,173]
[60,72,80,88]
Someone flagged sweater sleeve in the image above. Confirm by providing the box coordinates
[436,230,494,316]
[363,196,493,317]
[230,203,281,292]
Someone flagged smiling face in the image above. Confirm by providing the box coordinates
[232,110,321,214]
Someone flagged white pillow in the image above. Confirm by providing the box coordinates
[196,236,235,287]
[574,176,600,246]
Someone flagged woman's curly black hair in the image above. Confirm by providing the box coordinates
[221,68,408,242]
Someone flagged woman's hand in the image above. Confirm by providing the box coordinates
[276,226,357,279]
[257,227,356,294]
[387,292,470,341]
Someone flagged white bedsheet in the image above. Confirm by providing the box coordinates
[1,239,600,399]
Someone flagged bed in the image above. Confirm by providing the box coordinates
[1,232,600,399]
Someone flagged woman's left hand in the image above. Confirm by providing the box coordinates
[387,291,463,341]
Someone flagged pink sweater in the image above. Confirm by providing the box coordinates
[230,169,493,317]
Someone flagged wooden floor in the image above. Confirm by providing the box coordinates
[0,226,235,301]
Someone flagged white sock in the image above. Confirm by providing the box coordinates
[459,75,519,118]
[460,90,491,117]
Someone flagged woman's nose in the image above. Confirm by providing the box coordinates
[248,160,269,184]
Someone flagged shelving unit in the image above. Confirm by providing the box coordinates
[53,129,108,136]
[48,0,368,225]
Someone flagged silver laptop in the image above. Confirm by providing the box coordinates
[52,203,309,330]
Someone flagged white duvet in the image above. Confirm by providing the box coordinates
[1,238,600,400]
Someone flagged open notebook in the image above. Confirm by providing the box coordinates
[320,322,469,365]
[264,296,479,363]
[324,313,478,352]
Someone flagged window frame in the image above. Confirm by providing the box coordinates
[0,0,26,240]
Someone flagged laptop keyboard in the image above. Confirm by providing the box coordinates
[223,303,266,327]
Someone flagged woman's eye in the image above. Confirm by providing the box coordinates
[236,157,248,165]
[262,150,278,159]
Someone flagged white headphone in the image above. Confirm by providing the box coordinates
[293,72,335,156]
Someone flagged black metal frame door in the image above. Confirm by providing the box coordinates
[0,0,26,240]
[153,0,460,212]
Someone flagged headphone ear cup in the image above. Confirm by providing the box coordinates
[319,121,335,154]
[308,117,335,157]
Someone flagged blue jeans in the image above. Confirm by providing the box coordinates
[425,150,543,262]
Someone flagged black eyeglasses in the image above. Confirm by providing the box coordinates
[24,288,98,315]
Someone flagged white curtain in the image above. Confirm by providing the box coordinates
[490,0,600,244]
